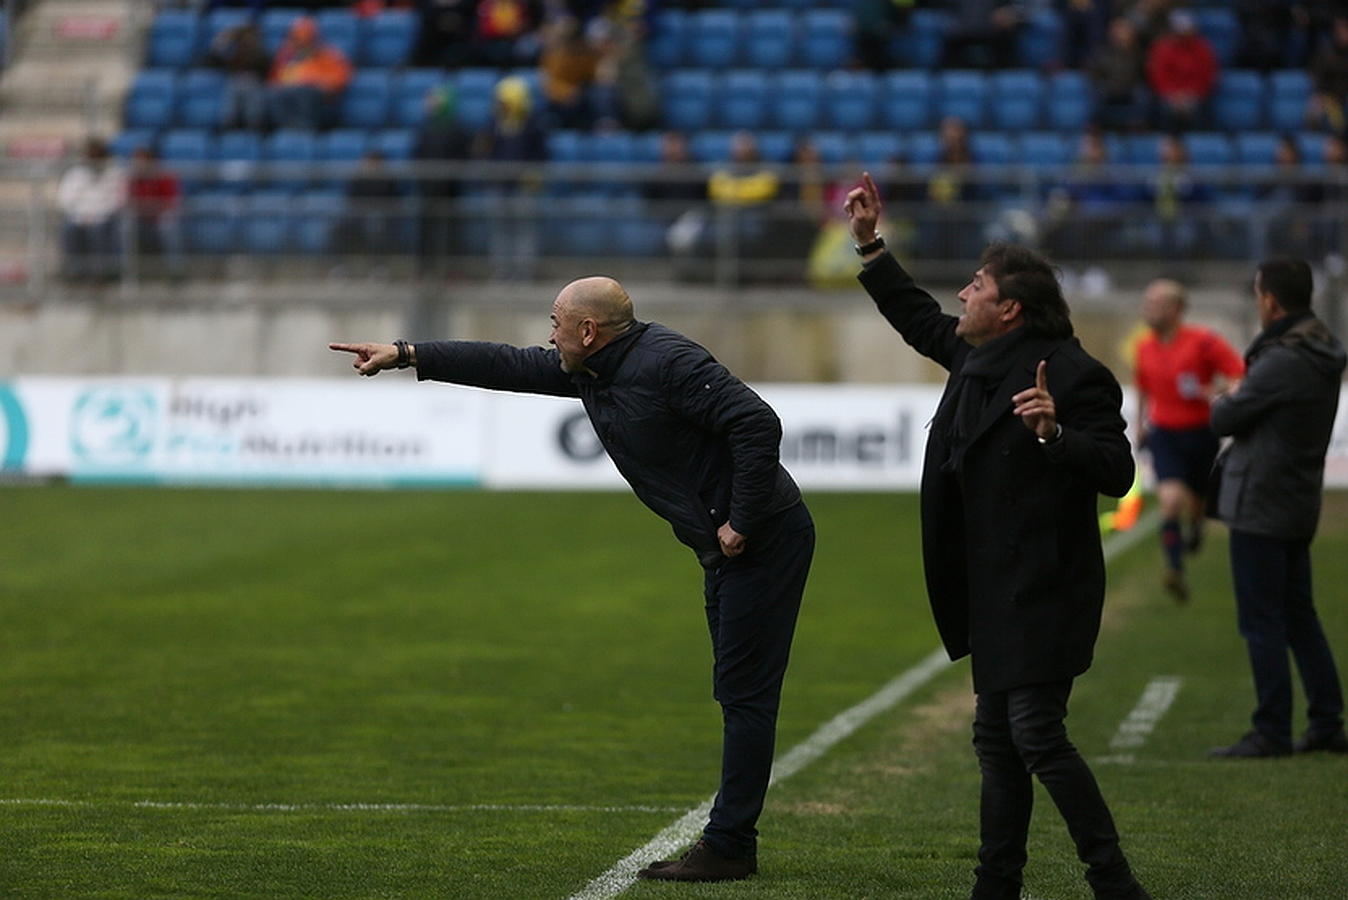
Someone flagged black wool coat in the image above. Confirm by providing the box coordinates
[859,254,1134,693]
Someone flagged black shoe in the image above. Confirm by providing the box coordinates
[1184,523,1204,555]
[1208,730,1291,758]
[1293,728,1348,754]
[1162,569,1189,604]
[637,839,756,882]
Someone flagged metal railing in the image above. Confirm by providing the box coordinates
[3,160,1346,297]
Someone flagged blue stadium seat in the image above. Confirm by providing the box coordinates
[1195,8,1241,67]
[970,132,1016,166]
[147,11,201,68]
[690,131,733,163]
[1211,70,1265,131]
[1234,131,1279,166]
[125,70,177,130]
[807,130,850,163]
[395,69,448,127]
[547,130,583,163]
[744,10,795,69]
[264,129,317,190]
[1017,132,1071,171]
[905,131,941,166]
[261,8,305,55]
[341,70,392,128]
[719,70,769,130]
[372,129,416,162]
[799,10,852,69]
[662,69,715,132]
[216,130,262,161]
[1268,70,1312,132]
[688,11,740,69]
[547,194,611,258]
[185,191,241,255]
[590,131,635,164]
[453,69,499,132]
[824,70,877,131]
[1016,9,1064,69]
[770,70,823,132]
[159,128,213,164]
[320,129,371,161]
[1183,132,1234,166]
[363,10,417,67]
[937,70,988,128]
[631,132,665,164]
[241,189,295,254]
[1296,132,1328,166]
[880,70,932,130]
[296,189,345,254]
[1124,134,1162,165]
[315,9,361,61]
[609,196,666,258]
[176,68,226,128]
[1047,71,1094,131]
[755,130,794,163]
[646,10,687,69]
[110,130,156,158]
[990,70,1043,131]
[890,9,947,69]
[854,131,902,166]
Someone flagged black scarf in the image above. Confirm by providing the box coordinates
[1244,311,1312,365]
[940,326,1031,474]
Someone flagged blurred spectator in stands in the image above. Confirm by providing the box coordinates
[919,116,980,258]
[940,0,1022,69]
[334,151,403,269]
[1254,135,1325,259]
[1236,1,1299,70]
[269,16,352,130]
[540,16,600,130]
[208,20,270,131]
[414,0,477,68]
[1061,0,1112,69]
[473,0,544,67]
[57,138,126,283]
[1090,17,1148,131]
[1150,133,1211,257]
[1309,15,1348,137]
[706,131,780,269]
[472,76,546,280]
[127,147,183,280]
[1122,0,1173,47]
[853,0,913,71]
[415,84,470,272]
[646,131,708,270]
[1045,128,1132,258]
[591,17,658,131]
[1146,10,1218,132]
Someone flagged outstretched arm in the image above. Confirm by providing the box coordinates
[329,340,578,398]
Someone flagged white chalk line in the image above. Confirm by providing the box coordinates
[568,510,1160,900]
[1096,675,1185,765]
[0,798,682,815]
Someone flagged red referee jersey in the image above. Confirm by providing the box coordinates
[1135,323,1244,430]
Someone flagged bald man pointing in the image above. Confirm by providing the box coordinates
[331,277,813,882]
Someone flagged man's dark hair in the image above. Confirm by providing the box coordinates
[1256,258,1313,314]
[980,243,1074,339]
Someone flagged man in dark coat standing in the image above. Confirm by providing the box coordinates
[1208,258,1347,758]
[844,174,1150,900]
[330,276,813,882]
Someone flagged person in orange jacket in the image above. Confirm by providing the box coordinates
[268,16,352,130]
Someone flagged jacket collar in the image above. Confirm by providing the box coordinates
[572,321,649,383]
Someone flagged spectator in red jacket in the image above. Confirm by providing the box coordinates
[1146,10,1218,131]
[127,147,183,279]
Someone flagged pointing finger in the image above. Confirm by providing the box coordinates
[1036,360,1048,393]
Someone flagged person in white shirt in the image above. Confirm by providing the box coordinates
[56,138,127,282]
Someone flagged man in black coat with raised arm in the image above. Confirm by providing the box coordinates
[330,276,813,883]
[844,173,1151,900]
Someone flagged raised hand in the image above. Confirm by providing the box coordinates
[843,171,883,246]
[1012,359,1058,441]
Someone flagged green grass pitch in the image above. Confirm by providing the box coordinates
[1,486,1345,898]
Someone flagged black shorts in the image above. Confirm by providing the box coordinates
[1146,425,1219,495]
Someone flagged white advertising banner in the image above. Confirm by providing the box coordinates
[2,378,1346,490]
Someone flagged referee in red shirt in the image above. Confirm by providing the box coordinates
[1134,278,1244,602]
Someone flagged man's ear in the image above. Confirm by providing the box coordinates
[579,318,600,347]
[1000,298,1023,324]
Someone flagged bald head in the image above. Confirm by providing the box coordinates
[549,277,637,373]
[1141,278,1186,336]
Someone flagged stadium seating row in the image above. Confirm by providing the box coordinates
[113,125,1337,173]
[126,66,1316,136]
[147,7,417,69]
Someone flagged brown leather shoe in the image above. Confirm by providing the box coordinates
[636,840,757,881]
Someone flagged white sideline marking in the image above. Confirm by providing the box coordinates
[1097,675,1184,765]
[0,799,682,815]
[568,512,1157,900]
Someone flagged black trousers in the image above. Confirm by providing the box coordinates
[700,501,814,859]
[972,680,1139,900]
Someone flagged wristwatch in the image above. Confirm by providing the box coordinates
[1037,424,1063,445]
[854,233,885,256]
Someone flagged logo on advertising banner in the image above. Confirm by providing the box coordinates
[0,383,29,471]
[70,388,157,466]
[555,410,606,462]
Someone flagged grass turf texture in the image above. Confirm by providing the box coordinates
[0,487,1343,899]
